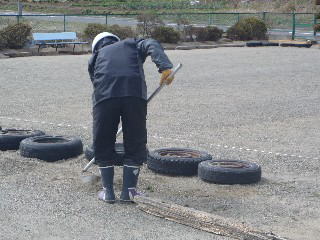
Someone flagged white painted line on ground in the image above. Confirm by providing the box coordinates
[1,115,319,161]
[1,116,89,130]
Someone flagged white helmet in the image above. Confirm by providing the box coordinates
[91,32,120,52]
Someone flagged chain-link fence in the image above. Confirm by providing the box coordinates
[0,15,17,30]
[0,12,318,40]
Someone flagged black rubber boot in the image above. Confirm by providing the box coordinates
[120,165,140,203]
[98,166,116,204]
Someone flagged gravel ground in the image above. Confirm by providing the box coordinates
[0,47,319,240]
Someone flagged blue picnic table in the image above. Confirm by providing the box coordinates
[33,32,88,53]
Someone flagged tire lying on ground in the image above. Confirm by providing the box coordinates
[0,129,45,151]
[198,160,261,184]
[147,148,212,176]
[85,143,149,165]
[280,43,312,48]
[20,135,83,162]
[84,145,95,161]
[262,42,279,46]
[246,41,263,47]
[85,143,125,166]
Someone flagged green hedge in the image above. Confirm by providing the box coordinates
[227,17,267,41]
[193,26,223,41]
[0,34,5,50]
[0,23,32,49]
[151,26,180,43]
[84,23,135,41]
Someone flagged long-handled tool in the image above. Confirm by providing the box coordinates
[82,63,183,173]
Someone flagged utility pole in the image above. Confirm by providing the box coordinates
[17,0,23,16]
[17,0,23,24]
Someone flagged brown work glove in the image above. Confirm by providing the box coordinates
[160,69,174,85]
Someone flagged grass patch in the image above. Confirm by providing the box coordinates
[0,0,317,15]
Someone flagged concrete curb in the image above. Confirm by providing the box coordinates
[1,50,90,58]
[175,43,245,50]
[3,51,33,58]
[280,42,313,48]
[0,53,10,59]
[1,41,316,59]
[218,43,246,48]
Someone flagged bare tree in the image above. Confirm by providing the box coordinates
[136,12,163,38]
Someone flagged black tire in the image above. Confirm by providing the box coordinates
[84,146,95,161]
[0,129,45,151]
[261,42,279,47]
[20,135,83,162]
[246,41,263,47]
[147,148,212,176]
[280,43,312,48]
[84,143,125,166]
[85,143,150,165]
[198,160,261,184]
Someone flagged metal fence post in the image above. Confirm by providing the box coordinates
[262,11,266,22]
[314,13,317,37]
[63,14,66,32]
[105,14,108,25]
[237,13,240,22]
[292,12,296,40]
[16,15,20,24]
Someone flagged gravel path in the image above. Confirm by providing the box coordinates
[0,47,319,240]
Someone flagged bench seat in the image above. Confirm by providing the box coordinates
[33,32,88,52]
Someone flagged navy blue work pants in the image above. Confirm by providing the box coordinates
[93,97,147,167]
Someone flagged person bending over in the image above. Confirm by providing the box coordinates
[88,32,174,203]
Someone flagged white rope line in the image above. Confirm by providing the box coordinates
[0,115,319,161]
[0,116,89,130]
[146,135,319,161]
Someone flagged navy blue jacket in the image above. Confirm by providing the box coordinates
[88,38,173,106]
